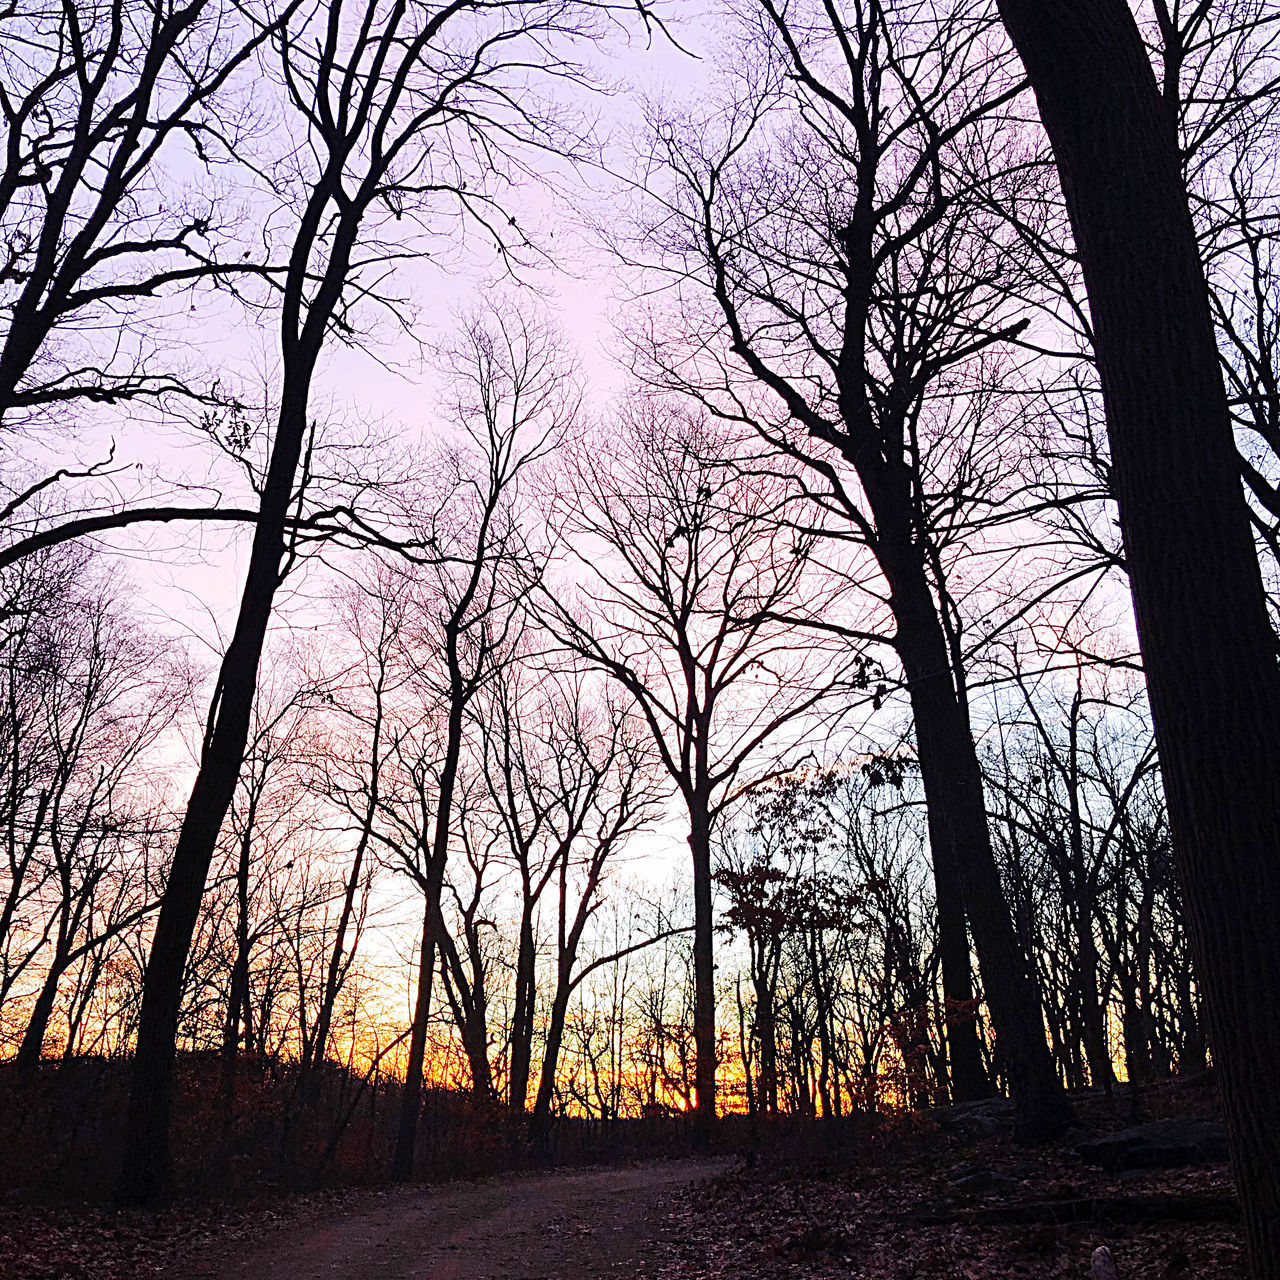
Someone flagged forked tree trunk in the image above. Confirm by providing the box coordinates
[995,1,1280,1271]
[445,928,493,1097]
[15,954,65,1070]
[17,873,93,1072]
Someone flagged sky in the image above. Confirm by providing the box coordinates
[57,4,721,647]
[0,0,1190,1083]
[35,0,1126,900]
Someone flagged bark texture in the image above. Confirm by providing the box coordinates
[995,1,1280,1272]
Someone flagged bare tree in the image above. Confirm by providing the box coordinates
[0,0,281,425]
[506,680,663,1139]
[0,0,302,571]
[634,0,1071,1133]
[721,764,947,1116]
[213,671,323,1098]
[353,309,575,1178]
[120,0,597,1203]
[440,774,505,1098]
[539,401,858,1140]
[473,661,661,1118]
[475,662,570,1113]
[299,575,405,1094]
[984,649,1164,1092]
[0,553,185,1064]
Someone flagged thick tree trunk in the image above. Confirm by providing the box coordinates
[825,121,1045,1118]
[888,553,1072,1139]
[834,473,990,1104]
[995,1,1280,1270]
[931,840,994,1104]
[753,970,779,1114]
[433,913,493,1102]
[688,794,717,1143]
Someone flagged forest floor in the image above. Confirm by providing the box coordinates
[0,1077,1244,1280]
[642,1076,1243,1280]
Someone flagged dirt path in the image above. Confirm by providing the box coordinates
[171,1160,722,1280]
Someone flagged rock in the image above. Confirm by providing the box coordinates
[1092,1244,1120,1280]
[938,1097,1016,1141]
[912,1192,1240,1228]
[1075,1118,1229,1172]
[946,1098,1017,1119]
[961,1115,1006,1139]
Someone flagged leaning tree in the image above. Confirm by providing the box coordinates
[994,0,1280,1272]
[118,0,615,1203]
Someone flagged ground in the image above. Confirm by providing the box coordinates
[638,1078,1244,1278]
[0,1160,722,1280]
[174,1160,723,1280]
[643,1125,1243,1279]
[0,1079,1247,1280]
